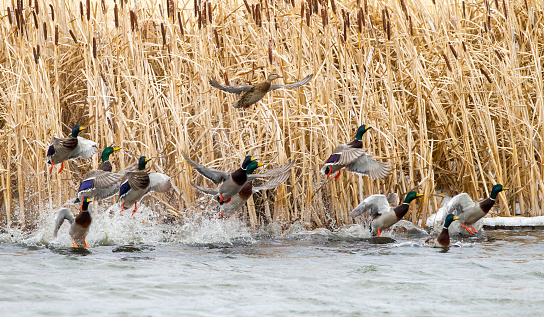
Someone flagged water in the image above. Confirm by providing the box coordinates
[1,206,543,316]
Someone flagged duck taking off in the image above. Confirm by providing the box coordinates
[425,214,459,248]
[47,125,99,173]
[321,125,391,181]
[76,147,124,201]
[209,72,313,109]
[119,156,172,215]
[448,184,508,234]
[350,191,423,237]
[191,161,293,219]
[53,196,93,248]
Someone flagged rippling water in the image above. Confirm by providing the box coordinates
[1,205,543,316]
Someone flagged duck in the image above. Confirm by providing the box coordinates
[182,152,271,205]
[448,184,508,234]
[76,146,124,201]
[53,196,93,248]
[321,125,391,181]
[350,191,423,237]
[209,72,313,108]
[47,125,99,173]
[191,161,293,219]
[425,214,459,248]
[119,156,172,215]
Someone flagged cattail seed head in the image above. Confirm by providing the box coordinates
[54,24,58,45]
[69,29,78,43]
[448,42,458,59]
[93,37,97,58]
[178,12,184,35]
[43,21,47,41]
[50,4,54,21]
[114,4,119,28]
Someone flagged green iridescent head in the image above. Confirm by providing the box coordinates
[101,147,120,162]
[71,125,85,137]
[138,156,151,170]
[490,184,508,200]
[444,213,459,228]
[403,191,423,204]
[246,160,264,174]
[355,125,372,140]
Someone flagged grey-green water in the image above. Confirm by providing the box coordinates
[0,208,543,316]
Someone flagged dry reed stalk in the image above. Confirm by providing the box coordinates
[0,0,542,231]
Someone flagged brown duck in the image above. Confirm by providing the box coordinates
[209,72,313,108]
[426,214,459,248]
[53,196,93,248]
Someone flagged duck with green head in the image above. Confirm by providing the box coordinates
[47,124,99,173]
[53,196,93,248]
[76,147,123,201]
[209,72,313,109]
[449,184,508,234]
[350,191,423,237]
[321,125,391,181]
[119,156,172,215]
[192,161,293,219]
[426,214,459,248]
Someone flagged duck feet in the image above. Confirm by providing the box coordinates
[84,239,88,248]
[131,202,138,216]
[326,167,332,178]
[216,210,224,219]
[469,226,478,233]
[121,202,125,213]
[218,194,231,204]
[49,161,54,174]
[377,230,382,237]
[72,239,79,248]
[334,171,341,180]
[58,162,64,173]
[460,223,475,234]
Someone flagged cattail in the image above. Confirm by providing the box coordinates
[462,1,466,19]
[130,10,137,31]
[32,10,38,29]
[86,0,90,21]
[343,15,347,41]
[290,0,295,7]
[7,7,12,25]
[80,1,84,20]
[494,48,503,61]
[54,24,58,45]
[223,71,230,86]
[385,7,390,21]
[43,21,47,41]
[178,12,184,35]
[69,29,78,43]
[448,42,458,59]
[213,28,220,48]
[313,0,319,15]
[258,4,263,27]
[462,40,467,52]
[387,20,390,40]
[494,0,499,10]
[50,4,54,21]
[357,9,363,33]
[409,15,413,36]
[33,46,38,64]
[382,9,386,34]
[400,0,407,17]
[502,0,507,19]
[161,23,166,46]
[306,3,310,26]
[364,0,368,16]
[93,37,97,58]
[35,0,39,15]
[322,8,328,27]
[243,0,251,15]
[166,0,170,18]
[480,67,492,83]
[194,0,198,17]
[331,0,337,15]
[268,39,273,64]
[202,2,207,27]
[524,0,528,11]
[483,21,487,33]
[443,54,452,71]
[301,1,305,19]
[114,4,119,28]
[208,2,212,24]
[101,0,106,13]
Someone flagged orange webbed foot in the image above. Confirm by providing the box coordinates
[49,162,54,174]
[84,239,88,248]
[58,162,64,173]
[121,202,125,213]
[216,210,224,219]
[334,171,341,180]
[72,239,78,248]
[131,202,138,216]
[470,226,478,233]
[377,230,382,237]
[460,223,474,234]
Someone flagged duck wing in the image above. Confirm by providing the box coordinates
[53,208,74,238]
[190,182,219,196]
[146,172,172,194]
[70,137,98,159]
[252,170,290,192]
[181,151,229,184]
[78,171,124,199]
[209,78,255,94]
[347,155,391,180]
[350,195,391,218]
[447,193,476,216]
[321,145,367,174]
[248,161,293,180]
[269,74,313,91]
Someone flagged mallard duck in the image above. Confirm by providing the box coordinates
[209,73,313,108]
[448,184,508,234]
[76,147,124,201]
[321,125,391,181]
[53,196,93,248]
[119,156,172,215]
[47,125,99,173]
[191,161,293,219]
[350,191,423,237]
[425,214,459,248]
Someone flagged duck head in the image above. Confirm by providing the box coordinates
[267,72,283,82]
[246,160,264,174]
[138,156,151,170]
[403,191,423,204]
[490,184,508,200]
[71,125,85,137]
[444,213,459,228]
[355,125,372,140]
[101,146,121,162]
[80,196,91,211]
[241,156,255,170]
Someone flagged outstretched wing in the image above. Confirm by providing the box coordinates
[253,171,290,192]
[190,182,219,196]
[71,137,98,159]
[53,208,74,238]
[447,193,476,215]
[146,172,172,194]
[347,155,391,180]
[350,195,391,218]
[323,144,368,167]
[269,74,313,91]
[248,161,294,180]
[209,78,255,94]
[181,151,230,184]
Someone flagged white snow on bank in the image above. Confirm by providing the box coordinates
[482,216,544,227]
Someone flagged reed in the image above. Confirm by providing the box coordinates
[0,0,542,231]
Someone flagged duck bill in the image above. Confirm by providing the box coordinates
[365,126,372,131]
[257,163,265,167]
[502,187,509,190]
[113,147,121,151]
[145,158,152,163]
[79,126,85,131]
[453,216,459,221]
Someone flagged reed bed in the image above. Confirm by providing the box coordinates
[0,0,542,230]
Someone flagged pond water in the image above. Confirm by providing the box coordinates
[0,206,543,316]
